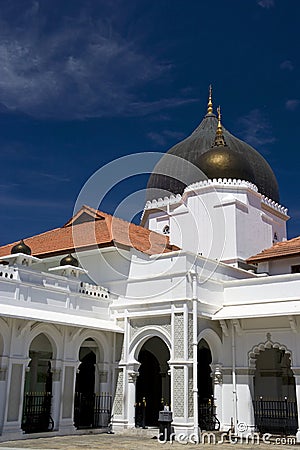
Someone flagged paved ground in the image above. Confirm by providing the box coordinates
[0,432,298,450]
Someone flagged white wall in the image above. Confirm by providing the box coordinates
[144,180,288,265]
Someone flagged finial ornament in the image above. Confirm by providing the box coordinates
[207,84,213,115]
[213,105,226,147]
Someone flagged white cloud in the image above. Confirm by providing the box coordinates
[237,109,275,149]
[0,1,193,120]
[280,60,294,71]
[285,99,300,111]
[257,0,274,8]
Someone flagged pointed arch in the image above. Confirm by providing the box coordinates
[26,323,62,360]
[0,317,9,355]
[197,328,222,364]
[74,329,109,363]
[128,326,171,363]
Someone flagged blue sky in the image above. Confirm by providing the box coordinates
[1,0,300,245]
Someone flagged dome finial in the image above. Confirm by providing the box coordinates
[207,84,213,115]
[213,105,226,146]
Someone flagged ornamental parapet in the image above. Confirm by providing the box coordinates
[261,195,288,216]
[79,281,110,299]
[185,177,259,193]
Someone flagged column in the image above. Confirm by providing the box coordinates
[236,368,256,434]
[127,365,140,427]
[171,309,193,435]
[211,363,223,429]
[112,367,126,432]
[50,359,62,431]
[2,356,30,438]
[0,356,8,434]
[96,362,110,394]
[59,361,78,433]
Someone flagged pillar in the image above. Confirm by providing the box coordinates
[1,356,30,438]
[171,308,194,435]
[211,363,223,428]
[127,366,139,427]
[112,367,126,432]
[0,356,8,435]
[236,368,256,434]
[50,359,62,431]
[59,361,78,433]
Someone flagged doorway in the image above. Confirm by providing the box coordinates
[22,333,53,433]
[136,337,170,426]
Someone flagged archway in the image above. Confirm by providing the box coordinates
[136,337,170,426]
[198,339,213,403]
[75,348,96,396]
[198,339,216,430]
[253,347,298,435]
[74,338,111,429]
[22,333,53,433]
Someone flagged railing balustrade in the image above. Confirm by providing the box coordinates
[253,398,298,435]
[22,392,53,434]
[74,392,112,429]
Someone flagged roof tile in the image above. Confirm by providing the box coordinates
[247,236,300,263]
[0,205,179,258]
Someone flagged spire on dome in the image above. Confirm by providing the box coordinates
[213,105,226,146]
[206,84,213,115]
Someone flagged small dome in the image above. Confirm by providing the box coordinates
[60,254,79,267]
[197,144,255,182]
[11,239,31,255]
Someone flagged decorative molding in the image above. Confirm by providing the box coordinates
[128,371,139,383]
[130,316,171,340]
[248,338,292,368]
[52,369,61,382]
[211,364,223,385]
[289,316,298,334]
[142,179,288,222]
[16,320,34,338]
[173,367,184,417]
[144,194,182,211]
[185,178,258,194]
[235,368,256,376]
[174,313,184,359]
[261,195,288,217]
[188,314,193,359]
[188,367,193,417]
[79,282,110,299]
[232,319,243,336]
[98,371,108,383]
[68,327,84,343]
[113,369,124,415]
[219,320,229,337]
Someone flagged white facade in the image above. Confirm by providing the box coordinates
[0,176,299,442]
[143,178,288,267]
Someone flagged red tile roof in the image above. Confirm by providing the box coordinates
[247,236,300,263]
[0,205,179,258]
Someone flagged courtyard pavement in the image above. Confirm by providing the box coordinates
[0,432,298,450]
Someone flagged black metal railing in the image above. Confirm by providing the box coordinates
[22,392,54,434]
[198,398,220,431]
[74,393,112,429]
[253,398,298,435]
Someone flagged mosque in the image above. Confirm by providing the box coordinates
[0,87,300,442]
